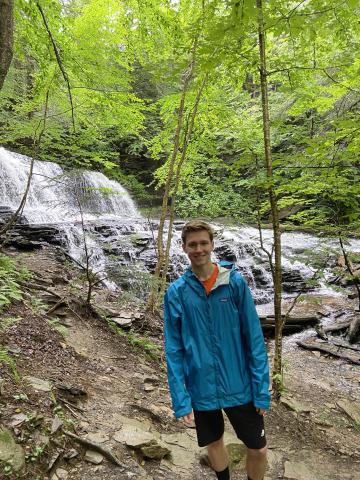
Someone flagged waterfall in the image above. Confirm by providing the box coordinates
[1,147,360,306]
[0,147,139,224]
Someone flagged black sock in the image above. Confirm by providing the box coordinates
[215,466,230,480]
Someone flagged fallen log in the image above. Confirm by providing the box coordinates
[323,319,352,334]
[259,315,318,325]
[297,338,360,365]
[260,315,318,334]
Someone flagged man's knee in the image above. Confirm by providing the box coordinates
[207,435,225,451]
[247,446,267,459]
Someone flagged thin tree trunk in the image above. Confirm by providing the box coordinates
[0,0,14,90]
[257,0,283,399]
[147,41,198,312]
[159,75,208,299]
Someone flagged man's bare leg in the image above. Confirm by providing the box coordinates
[246,446,267,480]
[207,435,229,475]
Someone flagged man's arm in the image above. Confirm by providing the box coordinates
[235,275,271,410]
[164,288,192,418]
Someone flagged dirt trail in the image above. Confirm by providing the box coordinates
[1,247,359,479]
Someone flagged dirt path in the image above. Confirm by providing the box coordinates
[1,247,359,479]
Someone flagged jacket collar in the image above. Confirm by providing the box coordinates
[183,261,234,295]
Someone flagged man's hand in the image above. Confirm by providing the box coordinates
[256,408,266,416]
[179,411,194,425]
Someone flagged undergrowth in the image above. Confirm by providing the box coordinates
[0,254,30,311]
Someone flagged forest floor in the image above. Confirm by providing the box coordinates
[0,245,359,480]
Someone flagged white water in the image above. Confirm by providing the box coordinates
[0,147,139,223]
[1,147,360,306]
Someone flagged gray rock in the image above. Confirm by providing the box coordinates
[284,460,317,480]
[337,399,360,425]
[0,426,25,472]
[114,425,169,459]
[112,317,133,329]
[24,376,52,392]
[55,468,69,479]
[84,450,104,464]
[85,431,109,443]
[280,396,312,413]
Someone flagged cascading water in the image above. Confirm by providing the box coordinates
[1,147,360,314]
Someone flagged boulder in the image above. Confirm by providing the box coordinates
[113,425,170,459]
[84,450,104,464]
[24,376,52,392]
[0,426,25,472]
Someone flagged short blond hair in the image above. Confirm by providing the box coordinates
[181,220,214,244]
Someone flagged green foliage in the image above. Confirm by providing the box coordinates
[0,317,21,334]
[47,318,68,338]
[0,255,29,312]
[0,348,20,381]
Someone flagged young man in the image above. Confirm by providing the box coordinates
[164,220,270,480]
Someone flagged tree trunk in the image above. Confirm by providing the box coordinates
[0,0,14,90]
[146,43,197,312]
[159,75,208,299]
[256,0,283,399]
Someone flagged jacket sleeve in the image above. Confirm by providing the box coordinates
[235,275,271,410]
[163,288,192,418]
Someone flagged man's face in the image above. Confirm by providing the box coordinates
[182,230,214,268]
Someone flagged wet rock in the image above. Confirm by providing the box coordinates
[84,450,104,464]
[0,426,25,472]
[24,376,52,392]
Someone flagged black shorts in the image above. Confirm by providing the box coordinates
[193,402,266,449]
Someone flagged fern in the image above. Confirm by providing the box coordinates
[0,347,20,381]
[0,255,30,312]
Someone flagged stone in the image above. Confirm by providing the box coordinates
[112,317,133,329]
[113,425,155,447]
[141,440,170,459]
[280,396,312,413]
[0,426,25,472]
[10,413,28,427]
[51,416,63,434]
[84,450,104,464]
[24,376,52,392]
[85,431,109,443]
[55,468,69,479]
[114,425,169,459]
[144,384,155,392]
[337,400,360,425]
[284,460,317,480]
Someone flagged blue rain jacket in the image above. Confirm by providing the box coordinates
[164,261,270,418]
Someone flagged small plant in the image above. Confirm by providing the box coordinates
[47,318,68,337]
[30,298,48,315]
[0,254,30,312]
[0,316,21,334]
[13,393,28,402]
[25,445,45,463]
[2,462,13,477]
[0,347,20,381]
